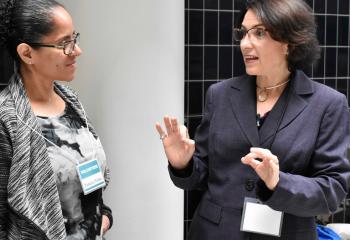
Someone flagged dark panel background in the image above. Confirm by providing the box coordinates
[184,0,350,238]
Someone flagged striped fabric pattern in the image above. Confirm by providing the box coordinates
[0,73,110,240]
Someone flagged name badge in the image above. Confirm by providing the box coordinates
[77,159,106,195]
[240,197,283,237]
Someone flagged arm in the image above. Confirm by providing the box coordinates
[101,165,113,231]
[168,86,214,190]
[258,95,350,217]
[0,120,12,238]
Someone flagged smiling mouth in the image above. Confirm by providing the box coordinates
[244,55,259,62]
[66,62,76,67]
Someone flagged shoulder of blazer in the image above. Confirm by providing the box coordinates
[0,84,14,109]
[0,85,18,139]
[206,74,253,96]
[294,70,347,106]
[312,79,347,101]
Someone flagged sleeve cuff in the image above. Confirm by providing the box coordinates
[101,205,113,229]
[168,159,194,178]
[256,179,274,202]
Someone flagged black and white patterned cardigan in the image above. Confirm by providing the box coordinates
[0,73,112,240]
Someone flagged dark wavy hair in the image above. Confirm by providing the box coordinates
[237,0,320,71]
[0,0,64,83]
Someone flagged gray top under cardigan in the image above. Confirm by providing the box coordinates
[0,72,112,240]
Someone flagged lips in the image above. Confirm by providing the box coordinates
[244,55,259,63]
[66,61,76,67]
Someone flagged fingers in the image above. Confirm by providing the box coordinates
[155,122,164,135]
[250,147,279,165]
[163,116,180,134]
[179,125,188,138]
[101,215,110,235]
[241,148,279,169]
[155,122,167,140]
[182,138,195,147]
[242,147,280,190]
[163,116,173,134]
[241,155,262,170]
[156,116,186,140]
[241,152,263,170]
[171,117,179,134]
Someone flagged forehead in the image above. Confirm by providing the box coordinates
[41,6,74,42]
[241,9,262,28]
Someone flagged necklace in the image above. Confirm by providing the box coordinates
[256,79,290,102]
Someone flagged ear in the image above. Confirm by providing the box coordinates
[17,43,34,65]
[284,44,289,55]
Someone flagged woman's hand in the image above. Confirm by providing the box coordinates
[241,147,280,190]
[101,215,110,236]
[155,116,195,169]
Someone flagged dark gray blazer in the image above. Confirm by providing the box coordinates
[0,73,112,240]
[170,70,350,240]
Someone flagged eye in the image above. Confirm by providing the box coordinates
[233,28,246,41]
[254,28,266,38]
[238,29,246,39]
[60,41,69,48]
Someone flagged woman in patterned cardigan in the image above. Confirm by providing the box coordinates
[0,0,113,239]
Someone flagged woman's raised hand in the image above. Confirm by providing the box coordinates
[155,116,195,170]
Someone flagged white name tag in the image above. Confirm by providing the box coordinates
[77,159,106,195]
[240,197,283,237]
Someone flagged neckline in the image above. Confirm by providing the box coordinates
[36,103,67,119]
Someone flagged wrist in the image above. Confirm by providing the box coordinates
[267,176,279,191]
[171,162,189,170]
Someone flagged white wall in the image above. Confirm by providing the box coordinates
[60,1,184,239]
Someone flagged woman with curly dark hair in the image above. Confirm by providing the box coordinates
[156,0,350,239]
[0,0,113,239]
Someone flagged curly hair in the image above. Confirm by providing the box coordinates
[237,0,320,71]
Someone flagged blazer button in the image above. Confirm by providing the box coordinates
[245,179,255,191]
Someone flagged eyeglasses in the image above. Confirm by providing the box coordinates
[233,27,268,42]
[27,32,80,56]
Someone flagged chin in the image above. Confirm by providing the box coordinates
[59,76,74,82]
[245,68,257,76]
[245,65,263,76]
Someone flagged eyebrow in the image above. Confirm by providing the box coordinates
[56,31,77,43]
[241,23,264,30]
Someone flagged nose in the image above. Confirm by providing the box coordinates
[72,44,82,56]
[240,34,253,50]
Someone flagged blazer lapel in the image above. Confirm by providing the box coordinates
[259,70,313,146]
[258,83,291,146]
[230,75,260,147]
[55,84,86,124]
[54,83,97,137]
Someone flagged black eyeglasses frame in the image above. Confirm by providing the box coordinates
[27,32,80,56]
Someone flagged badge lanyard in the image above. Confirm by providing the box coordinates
[15,97,106,195]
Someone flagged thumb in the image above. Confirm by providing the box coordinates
[183,138,195,146]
